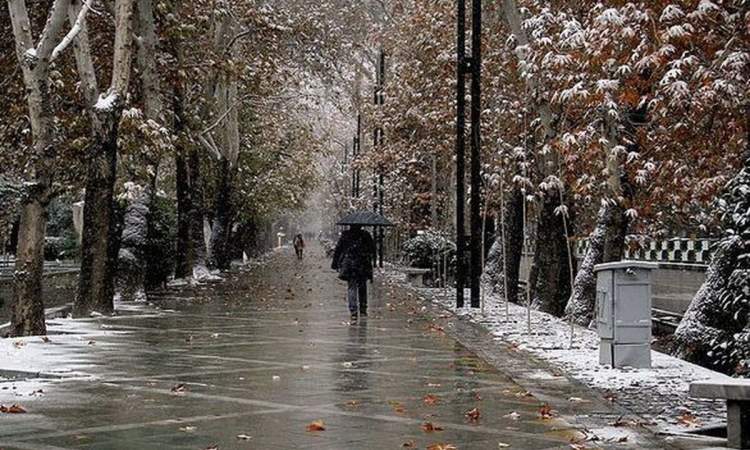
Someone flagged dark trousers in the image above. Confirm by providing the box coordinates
[347,278,367,313]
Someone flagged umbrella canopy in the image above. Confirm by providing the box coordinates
[336,210,394,227]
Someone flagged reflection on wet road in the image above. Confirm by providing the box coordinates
[1,245,584,449]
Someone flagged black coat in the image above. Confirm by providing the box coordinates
[331,229,376,281]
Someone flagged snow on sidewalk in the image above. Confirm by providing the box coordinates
[383,269,730,436]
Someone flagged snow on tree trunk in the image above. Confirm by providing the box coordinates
[115,184,149,302]
[483,188,523,303]
[7,0,73,336]
[70,0,136,316]
[674,153,750,376]
[565,201,627,326]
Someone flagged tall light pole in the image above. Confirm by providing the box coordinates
[456,0,467,308]
[469,0,482,308]
[374,50,386,268]
[456,0,482,308]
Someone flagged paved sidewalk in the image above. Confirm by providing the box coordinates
[1,246,667,449]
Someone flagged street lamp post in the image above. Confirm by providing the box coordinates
[456,0,467,308]
[456,0,482,308]
[469,0,482,308]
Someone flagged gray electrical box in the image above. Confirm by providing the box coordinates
[594,261,658,369]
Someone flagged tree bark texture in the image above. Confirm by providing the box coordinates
[7,0,73,336]
[530,189,574,316]
[674,149,750,375]
[10,199,48,336]
[210,157,234,270]
[75,125,119,316]
[483,188,524,303]
[174,145,192,279]
[564,202,627,325]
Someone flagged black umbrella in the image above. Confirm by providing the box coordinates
[336,210,394,227]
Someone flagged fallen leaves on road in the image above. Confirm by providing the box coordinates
[568,397,588,403]
[306,420,326,432]
[423,394,440,405]
[539,404,554,419]
[402,440,416,448]
[170,383,188,395]
[497,443,510,448]
[503,411,520,420]
[13,341,25,349]
[677,412,700,427]
[41,336,51,343]
[388,400,406,414]
[345,400,360,408]
[0,404,27,414]
[179,426,196,432]
[421,422,444,432]
[465,407,480,422]
[426,443,457,450]
[236,434,252,440]
[204,445,218,450]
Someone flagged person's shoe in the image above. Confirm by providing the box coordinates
[350,313,358,322]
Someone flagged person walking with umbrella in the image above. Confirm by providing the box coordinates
[331,224,376,321]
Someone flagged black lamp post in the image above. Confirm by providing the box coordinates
[456,0,481,308]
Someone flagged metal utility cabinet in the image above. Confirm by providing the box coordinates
[594,261,658,369]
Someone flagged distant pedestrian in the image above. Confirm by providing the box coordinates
[293,233,305,260]
[331,225,376,321]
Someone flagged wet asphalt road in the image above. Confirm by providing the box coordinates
[0,245,589,449]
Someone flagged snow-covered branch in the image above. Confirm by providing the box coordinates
[51,0,95,62]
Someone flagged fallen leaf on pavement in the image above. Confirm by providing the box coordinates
[423,394,440,405]
[677,412,700,427]
[306,420,326,432]
[179,426,196,432]
[0,404,27,414]
[465,407,480,422]
[426,444,457,450]
[345,400,360,408]
[539,404,554,419]
[422,422,444,432]
[497,443,510,448]
[568,397,588,403]
[13,341,25,349]
[171,383,188,394]
[504,411,520,420]
[388,400,406,414]
[236,434,252,440]
[41,337,51,343]
[204,445,218,450]
[402,440,416,448]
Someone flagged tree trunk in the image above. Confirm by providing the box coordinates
[10,198,47,336]
[674,129,750,375]
[188,148,209,279]
[115,187,149,301]
[564,110,631,324]
[483,188,523,303]
[565,202,627,325]
[174,145,192,279]
[530,189,574,316]
[7,0,73,336]
[75,123,119,316]
[210,157,234,270]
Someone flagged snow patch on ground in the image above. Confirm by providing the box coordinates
[384,268,730,435]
